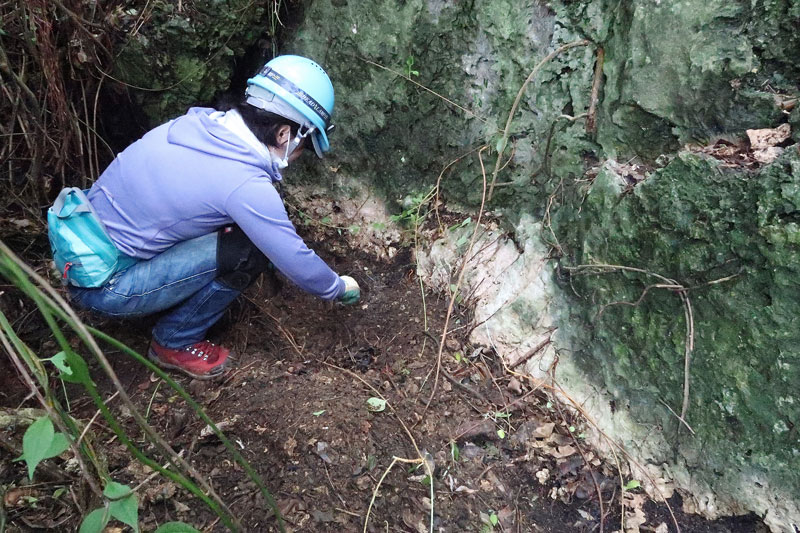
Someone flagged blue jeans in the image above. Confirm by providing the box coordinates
[70,233,239,349]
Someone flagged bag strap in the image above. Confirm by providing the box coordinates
[51,187,93,218]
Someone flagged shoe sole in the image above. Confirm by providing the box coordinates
[147,347,227,381]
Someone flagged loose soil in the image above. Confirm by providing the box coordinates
[0,223,767,533]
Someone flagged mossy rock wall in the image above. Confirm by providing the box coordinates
[111,0,273,124]
[286,0,597,208]
[555,149,800,527]
[283,0,800,526]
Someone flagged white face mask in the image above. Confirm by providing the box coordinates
[271,125,315,169]
[269,146,290,169]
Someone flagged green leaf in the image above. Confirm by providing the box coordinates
[104,482,138,532]
[21,416,55,479]
[366,397,386,412]
[320,216,332,225]
[348,224,361,234]
[79,507,110,533]
[312,410,325,416]
[624,480,641,491]
[450,441,460,462]
[45,432,70,458]
[49,351,73,376]
[103,481,132,499]
[53,487,67,499]
[61,350,91,385]
[489,512,499,526]
[109,493,139,532]
[456,235,469,247]
[496,429,506,439]
[154,523,202,533]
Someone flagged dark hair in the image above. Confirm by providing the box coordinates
[215,94,300,148]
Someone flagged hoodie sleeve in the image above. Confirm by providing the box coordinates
[225,177,345,300]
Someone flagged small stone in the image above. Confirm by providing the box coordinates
[535,468,550,485]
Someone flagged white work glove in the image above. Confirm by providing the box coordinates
[339,275,360,305]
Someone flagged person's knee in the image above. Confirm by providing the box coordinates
[216,226,271,291]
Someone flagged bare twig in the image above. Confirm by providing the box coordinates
[362,456,424,533]
[585,47,605,134]
[359,57,489,124]
[77,391,120,446]
[553,396,605,533]
[551,379,681,532]
[488,40,591,200]
[564,263,698,429]
[658,399,695,435]
[425,147,488,410]
[509,330,556,370]
[321,362,434,533]
[483,323,681,531]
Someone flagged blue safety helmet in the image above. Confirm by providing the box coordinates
[245,55,335,158]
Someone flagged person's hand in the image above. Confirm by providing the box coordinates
[339,275,360,305]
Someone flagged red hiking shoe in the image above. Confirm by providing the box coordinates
[147,340,229,380]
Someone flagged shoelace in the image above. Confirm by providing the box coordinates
[186,342,216,362]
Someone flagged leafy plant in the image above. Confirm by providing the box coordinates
[391,189,433,228]
[624,479,641,491]
[448,217,472,232]
[0,240,284,532]
[17,416,70,480]
[404,55,419,77]
[450,441,460,462]
[479,510,499,532]
[80,481,139,533]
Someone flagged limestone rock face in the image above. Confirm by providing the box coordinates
[418,146,800,531]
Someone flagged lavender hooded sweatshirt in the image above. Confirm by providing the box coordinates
[87,107,345,300]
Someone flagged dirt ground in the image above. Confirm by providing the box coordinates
[0,222,768,533]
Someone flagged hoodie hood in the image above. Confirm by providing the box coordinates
[166,107,272,173]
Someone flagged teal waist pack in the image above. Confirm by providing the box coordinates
[47,187,136,288]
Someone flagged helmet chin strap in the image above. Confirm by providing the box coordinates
[274,124,314,168]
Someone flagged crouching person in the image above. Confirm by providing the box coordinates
[47,55,360,380]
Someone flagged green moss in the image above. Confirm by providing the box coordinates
[113,0,268,125]
[554,0,787,157]
[557,148,800,493]
[285,0,596,209]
